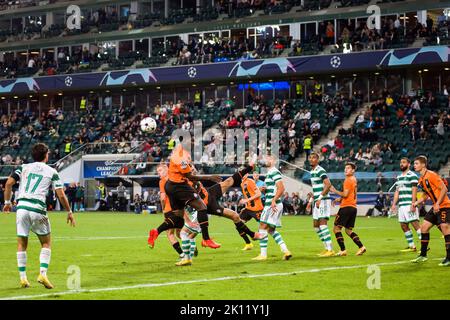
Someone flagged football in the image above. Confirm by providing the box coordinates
[140,117,157,133]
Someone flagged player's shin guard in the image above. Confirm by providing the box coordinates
[231,165,254,187]
[420,233,430,257]
[189,239,196,259]
[405,230,415,248]
[416,228,421,240]
[39,248,51,277]
[315,227,326,248]
[17,251,27,280]
[258,229,268,256]
[335,232,346,251]
[172,241,183,255]
[235,221,255,240]
[197,209,210,240]
[270,231,288,253]
[156,219,175,234]
[444,234,450,260]
[319,225,333,251]
[180,231,191,259]
[349,232,363,248]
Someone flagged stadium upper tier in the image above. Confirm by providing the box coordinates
[0,0,446,79]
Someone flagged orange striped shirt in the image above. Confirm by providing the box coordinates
[341,176,357,208]
[418,170,450,209]
[241,177,263,211]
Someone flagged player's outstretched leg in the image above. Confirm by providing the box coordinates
[148,211,183,248]
[269,229,292,260]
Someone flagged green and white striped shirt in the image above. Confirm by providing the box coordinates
[396,170,418,207]
[264,167,283,206]
[310,165,330,202]
[15,162,63,215]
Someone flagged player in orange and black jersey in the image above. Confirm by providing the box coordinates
[239,173,264,222]
[331,162,366,257]
[149,137,222,249]
[147,163,187,258]
[189,165,262,249]
[411,156,450,266]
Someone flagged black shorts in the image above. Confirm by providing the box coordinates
[206,183,224,216]
[165,180,200,211]
[424,207,450,225]
[335,206,357,229]
[163,211,185,229]
[240,208,261,222]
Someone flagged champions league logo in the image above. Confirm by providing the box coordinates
[65,76,73,87]
[330,56,341,68]
[188,67,197,78]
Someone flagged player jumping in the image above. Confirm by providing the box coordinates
[331,162,366,256]
[147,163,187,258]
[307,152,334,257]
[253,154,292,261]
[411,156,450,266]
[3,143,76,289]
[239,173,264,250]
[390,158,421,252]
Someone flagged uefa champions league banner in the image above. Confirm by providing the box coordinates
[83,160,130,178]
[0,46,449,94]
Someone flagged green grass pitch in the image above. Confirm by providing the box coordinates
[0,212,449,300]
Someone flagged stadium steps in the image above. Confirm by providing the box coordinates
[290,100,370,168]
[439,159,450,176]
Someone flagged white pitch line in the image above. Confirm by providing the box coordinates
[0,227,383,243]
[0,259,434,300]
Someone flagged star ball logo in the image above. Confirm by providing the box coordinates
[188,67,197,78]
[65,76,73,87]
[330,56,341,68]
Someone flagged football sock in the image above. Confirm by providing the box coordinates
[190,239,196,259]
[271,231,288,253]
[444,234,450,260]
[420,233,430,257]
[349,232,363,248]
[232,165,254,186]
[197,209,210,240]
[180,231,191,259]
[172,242,183,255]
[335,232,346,251]
[39,248,51,276]
[17,251,27,280]
[259,229,268,256]
[404,230,415,248]
[416,228,421,240]
[319,225,333,251]
[315,227,326,249]
[156,218,175,234]
[235,221,255,239]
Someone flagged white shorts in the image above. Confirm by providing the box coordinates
[398,206,419,223]
[260,203,283,228]
[16,209,51,237]
[184,210,201,234]
[312,199,331,220]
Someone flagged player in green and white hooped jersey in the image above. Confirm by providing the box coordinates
[252,155,292,261]
[2,143,75,289]
[307,152,334,257]
[390,158,421,252]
